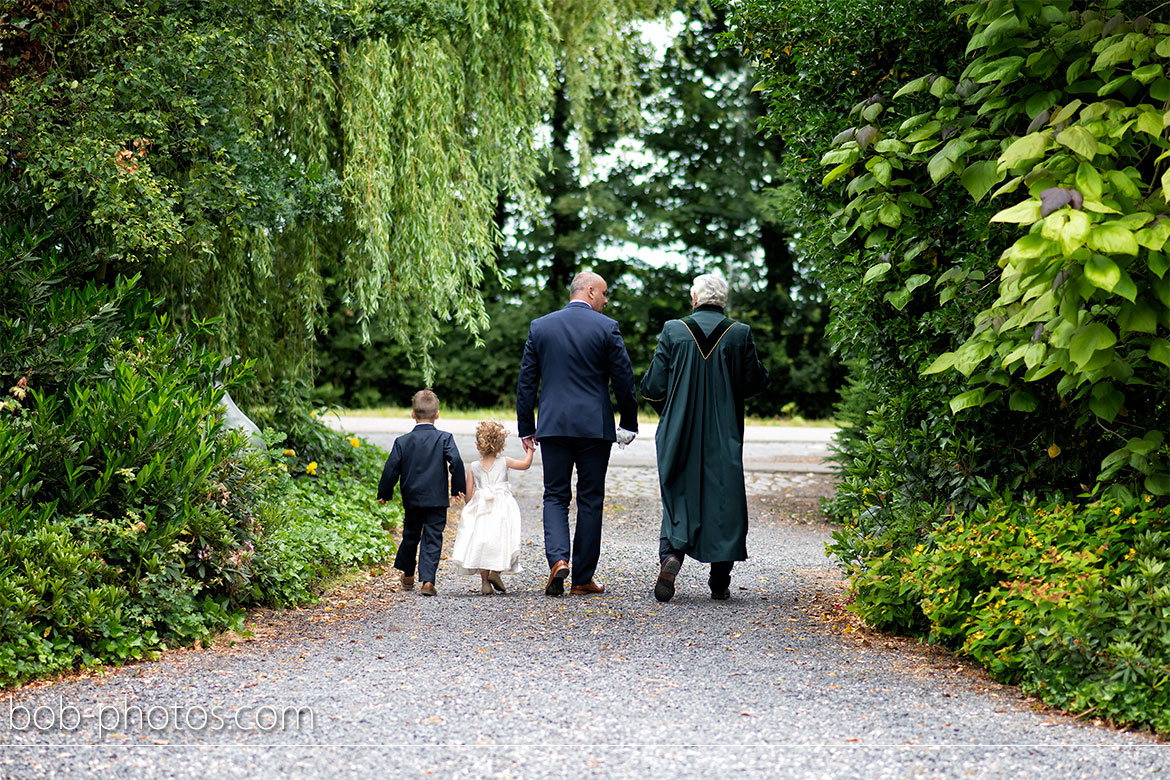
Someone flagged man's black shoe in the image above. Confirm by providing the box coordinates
[654,556,682,603]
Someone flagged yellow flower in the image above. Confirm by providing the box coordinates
[1111,507,1121,516]
[284,448,296,457]
[310,410,317,419]
[349,437,360,448]
[305,461,318,475]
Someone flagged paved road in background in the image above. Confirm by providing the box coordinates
[1,417,1164,780]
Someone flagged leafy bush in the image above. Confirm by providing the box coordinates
[0,233,399,687]
[876,495,1169,734]
[249,414,401,606]
[728,0,1170,734]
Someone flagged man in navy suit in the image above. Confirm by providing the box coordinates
[378,389,466,597]
[516,271,639,597]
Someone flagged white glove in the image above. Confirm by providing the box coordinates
[616,427,636,449]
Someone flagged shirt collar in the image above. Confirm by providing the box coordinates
[413,422,436,429]
[692,303,725,314]
[566,300,592,308]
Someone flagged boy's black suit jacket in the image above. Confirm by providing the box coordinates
[377,423,466,509]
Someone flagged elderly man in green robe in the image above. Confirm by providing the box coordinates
[640,274,769,602]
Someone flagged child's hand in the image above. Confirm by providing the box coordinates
[378,498,386,506]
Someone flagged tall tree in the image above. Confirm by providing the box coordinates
[3,0,693,395]
[605,8,844,416]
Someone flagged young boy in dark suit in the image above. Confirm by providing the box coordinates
[377,389,466,597]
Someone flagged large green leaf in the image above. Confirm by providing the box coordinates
[954,339,995,376]
[1069,323,1117,369]
[998,132,1049,169]
[1145,471,1170,496]
[991,199,1041,223]
[877,202,903,227]
[884,288,912,310]
[1089,383,1124,422]
[1009,390,1038,412]
[949,388,985,414]
[1119,302,1158,334]
[928,152,956,184]
[822,162,854,186]
[1132,64,1164,85]
[1006,233,1056,263]
[1135,220,1170,252]
[1058,210,1092,256]
[863,262,892,284]
[1088,223,1139,255]
[1056,126,1098,159]
[1149,338,1170,368]
[1136,108,1163,136]
[893,76,930,99]
[960,160,1002,203]
[922,352,956,375]
[905,274,931,293]
[1050,99,1083,125]
[1074,162,1103,200]
[1112,269,1138,303]
[1151,252,1170,279]
[1084,253,1121,292]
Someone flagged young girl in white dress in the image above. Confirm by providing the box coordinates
[450,421,532,594]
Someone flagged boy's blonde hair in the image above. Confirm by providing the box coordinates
[412,389,440,420]
[475,421,508,457]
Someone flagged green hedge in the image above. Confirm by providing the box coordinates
[842,494,1168,734]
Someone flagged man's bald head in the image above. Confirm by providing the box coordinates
[569,271,609,312]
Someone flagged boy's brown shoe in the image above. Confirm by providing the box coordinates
[401,575,415,591]
[420,582,437,597]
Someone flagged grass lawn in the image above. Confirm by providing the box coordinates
[334,405,837,428]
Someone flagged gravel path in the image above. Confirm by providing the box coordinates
[1,434,1165,779]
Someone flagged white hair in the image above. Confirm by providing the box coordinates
[691,274,728,307]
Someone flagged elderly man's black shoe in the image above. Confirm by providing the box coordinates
[654,556,682,603]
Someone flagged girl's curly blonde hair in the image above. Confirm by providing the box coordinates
[475,421,508,457]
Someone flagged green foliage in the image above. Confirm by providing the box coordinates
[0,232,398,686]
[256,459,401,607]
[857,494,1169,735]
[3,0,687,394]
[729,0,1170,733]
[315,5,845,419]
[826,2,1170,498]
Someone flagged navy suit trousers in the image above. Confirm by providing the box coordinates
[540,437,612,585]
[395,506,447,583]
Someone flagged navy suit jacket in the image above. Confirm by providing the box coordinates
[516,301,639,441]
[377,423,466,509]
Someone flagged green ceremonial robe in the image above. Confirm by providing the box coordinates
[640,305,769,563]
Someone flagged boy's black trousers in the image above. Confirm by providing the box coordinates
[395,506,447,583]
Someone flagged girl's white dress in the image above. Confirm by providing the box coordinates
[450,458,523,575]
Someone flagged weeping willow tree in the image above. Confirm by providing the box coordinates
[2,0,688,390]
